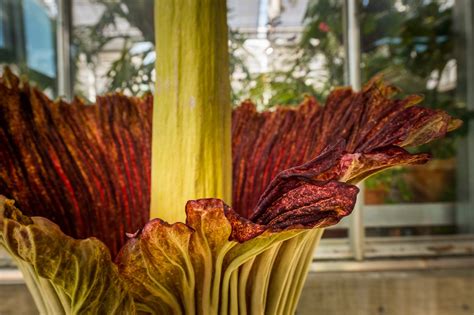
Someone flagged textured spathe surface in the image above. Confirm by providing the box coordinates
[0,68,461,313]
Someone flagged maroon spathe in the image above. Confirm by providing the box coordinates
[0,70,459,257]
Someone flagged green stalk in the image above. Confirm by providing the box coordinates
[238,256,255,314]
[287,229,324,314]
[249,244,282,313]
[16,262,67,314]
[265,234,306,314]
[151,0,232,222]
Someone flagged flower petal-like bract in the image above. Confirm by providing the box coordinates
[0,196,135,314]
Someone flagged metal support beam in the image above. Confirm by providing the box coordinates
[345,0,361,90]
[311,256,474,272]
[455,0,474,233]
[316,234,474,260]
[344,0,364,261]
[56,0,72,99]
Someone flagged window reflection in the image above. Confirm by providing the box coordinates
[0,0,57,95]
[23,0,56,79]
[72,0,154,101]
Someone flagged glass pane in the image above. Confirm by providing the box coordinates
[359,0,474,248]
[23,0,56,78]
[72,0,155,101]
[0,4,4,48]
[0,0,58,96]
[229,0,345,110]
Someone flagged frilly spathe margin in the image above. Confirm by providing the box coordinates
[0,69,461,314]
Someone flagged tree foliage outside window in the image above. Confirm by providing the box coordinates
[73,0,154,98]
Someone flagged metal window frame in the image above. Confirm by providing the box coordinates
[344,0,365,261]
[455,0,474,234]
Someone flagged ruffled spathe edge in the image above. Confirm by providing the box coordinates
[1,172,357,314]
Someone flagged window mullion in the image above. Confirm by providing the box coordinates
[344,0,365,261]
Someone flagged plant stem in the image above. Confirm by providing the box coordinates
[151,0,232,222]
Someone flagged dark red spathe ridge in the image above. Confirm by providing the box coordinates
[0,71,459,256]
[0,70,152,256]
[232,79,456,217]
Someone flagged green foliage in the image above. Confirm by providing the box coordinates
[105,40,154,95]
[365,168,414,203]
[301,0,474,160]
[233,70,319,109]
[72,0,154,98]
[300,0,345,89]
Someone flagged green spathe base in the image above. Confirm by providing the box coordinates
[1,196,324,315]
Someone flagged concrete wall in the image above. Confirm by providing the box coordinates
[0,268,473,315]
[298,268,474,315]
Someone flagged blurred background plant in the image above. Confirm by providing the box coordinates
[299,0,473,203]
[72,0,154,97]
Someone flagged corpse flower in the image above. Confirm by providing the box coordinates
[0,69,460,314]
[0,1,461,314]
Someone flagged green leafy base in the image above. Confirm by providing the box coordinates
[1,196,324,315]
